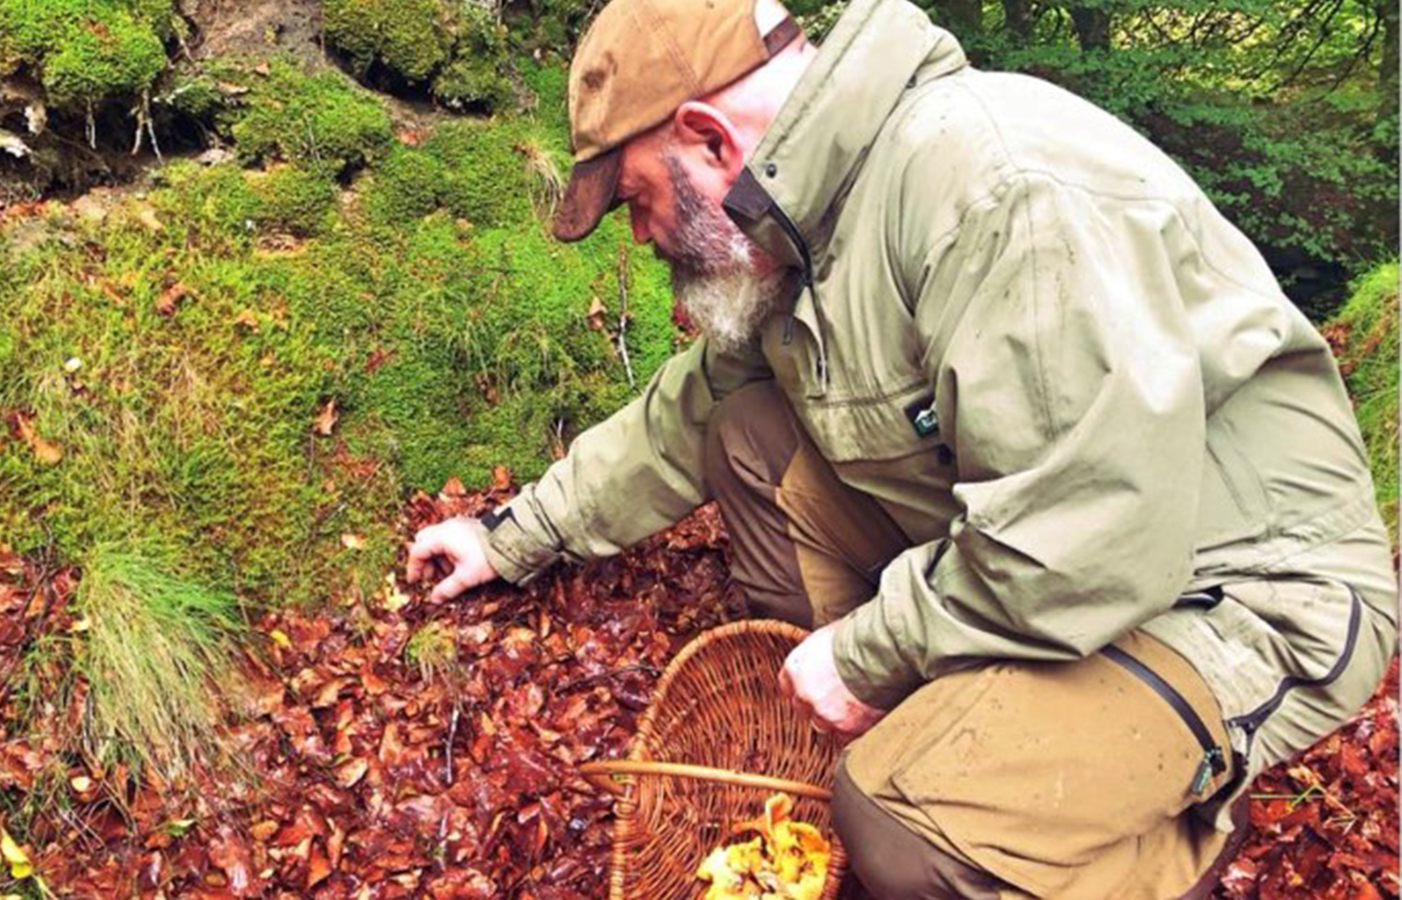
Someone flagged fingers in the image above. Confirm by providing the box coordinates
[405,524,447,584]
[429,568,476,603]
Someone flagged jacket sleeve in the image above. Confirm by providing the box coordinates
[482,335,771,583]
[832,173,1208,709]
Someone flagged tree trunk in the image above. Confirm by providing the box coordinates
[1070,6,1111,51]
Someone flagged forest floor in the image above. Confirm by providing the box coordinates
[0,484,1395,899]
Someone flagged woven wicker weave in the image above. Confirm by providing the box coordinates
[580,620,847,900]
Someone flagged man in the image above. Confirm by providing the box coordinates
[406,0,1398,895]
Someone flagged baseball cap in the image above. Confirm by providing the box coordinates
[552,0,801,242]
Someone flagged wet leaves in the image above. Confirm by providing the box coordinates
[0,484,1393,898]
[0,486,740,898]
[1214,656,1399,900]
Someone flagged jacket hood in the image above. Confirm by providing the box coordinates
[723,0,968,267]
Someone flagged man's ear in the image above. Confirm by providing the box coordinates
[671,101,744,178]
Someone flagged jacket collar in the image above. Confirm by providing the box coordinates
[723,0,967,269]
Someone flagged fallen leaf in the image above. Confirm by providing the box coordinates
[155,281,192,316]
[135,205,165,233]
[314,399,339,436]
[586,297,607,330]
[1,829,32,879]
[334,758,368,789]
[13,412,62,465]
[340,533,364,551]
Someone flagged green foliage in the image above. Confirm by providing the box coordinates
[0,0,175,107]
[1327,261,1399,540]
[74,544,244,780]
[228,60,394,176]
[323,0,513,113]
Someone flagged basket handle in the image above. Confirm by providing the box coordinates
[579,760,834,801]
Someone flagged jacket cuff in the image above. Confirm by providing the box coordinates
[831,602,924,711]
[480,494,564,585]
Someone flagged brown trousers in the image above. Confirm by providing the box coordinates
[703,383,1246,900]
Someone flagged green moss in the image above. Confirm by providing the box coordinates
[519,59,571,139]
[229,60,393,176]
[251,165,337,236]
[165,70,224,119]
[1328,261,1399,541]
[0,0,174,107]
[431,5,512,113]
[323,0,512,113]
[362,144,451,226]
[432,51,512,113]
[323,0,452,81]
[0,97,677,608]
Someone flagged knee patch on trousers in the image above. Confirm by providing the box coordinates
[832,759,1002,900]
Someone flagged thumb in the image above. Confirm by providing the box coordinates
[778,664,794,700]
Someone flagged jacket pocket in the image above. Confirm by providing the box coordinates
[791,377,946,464]
[1101,645,1229,798]
[1225,583,1364,747]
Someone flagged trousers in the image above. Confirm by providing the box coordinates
[703,382,1248,899]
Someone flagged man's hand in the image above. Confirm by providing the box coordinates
[779,623,885,740]
[406,517,498,602]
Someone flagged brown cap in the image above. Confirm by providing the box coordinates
[553,0,800,242]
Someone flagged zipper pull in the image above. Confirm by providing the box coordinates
[1190,748,1225,796]
[783,315,794,345]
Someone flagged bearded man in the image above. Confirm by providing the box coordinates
[405,0,1398,896]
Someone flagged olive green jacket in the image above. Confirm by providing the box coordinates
[484,0,1396,810]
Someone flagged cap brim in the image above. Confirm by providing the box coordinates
[552,148,623,242]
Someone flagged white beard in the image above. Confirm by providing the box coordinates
[663,151,784,354]
[674,233,783,354]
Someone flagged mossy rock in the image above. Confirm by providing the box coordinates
[251,165,337,236]
[322,0,512,113]
[0,0,175,108]
[323,0,453,82]
[1327,261,1399,541]
[228,60,393,177]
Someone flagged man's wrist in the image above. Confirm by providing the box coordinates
[830,607,920,711]
[478,495,563,585]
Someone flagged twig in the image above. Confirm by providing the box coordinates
[615,246,635,388]
[443,703,459,786]
[557,663,661,693]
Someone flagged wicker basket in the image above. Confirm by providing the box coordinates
[580,620,847,900]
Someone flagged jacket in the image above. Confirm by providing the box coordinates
[482,0,1398,822]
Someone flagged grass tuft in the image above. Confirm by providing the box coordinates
[75,544,245,781]
[405,620,456,683]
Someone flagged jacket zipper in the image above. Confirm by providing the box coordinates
[1225,584,1364,744]
[1102,645,1227,796]
[766,201,827,385]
